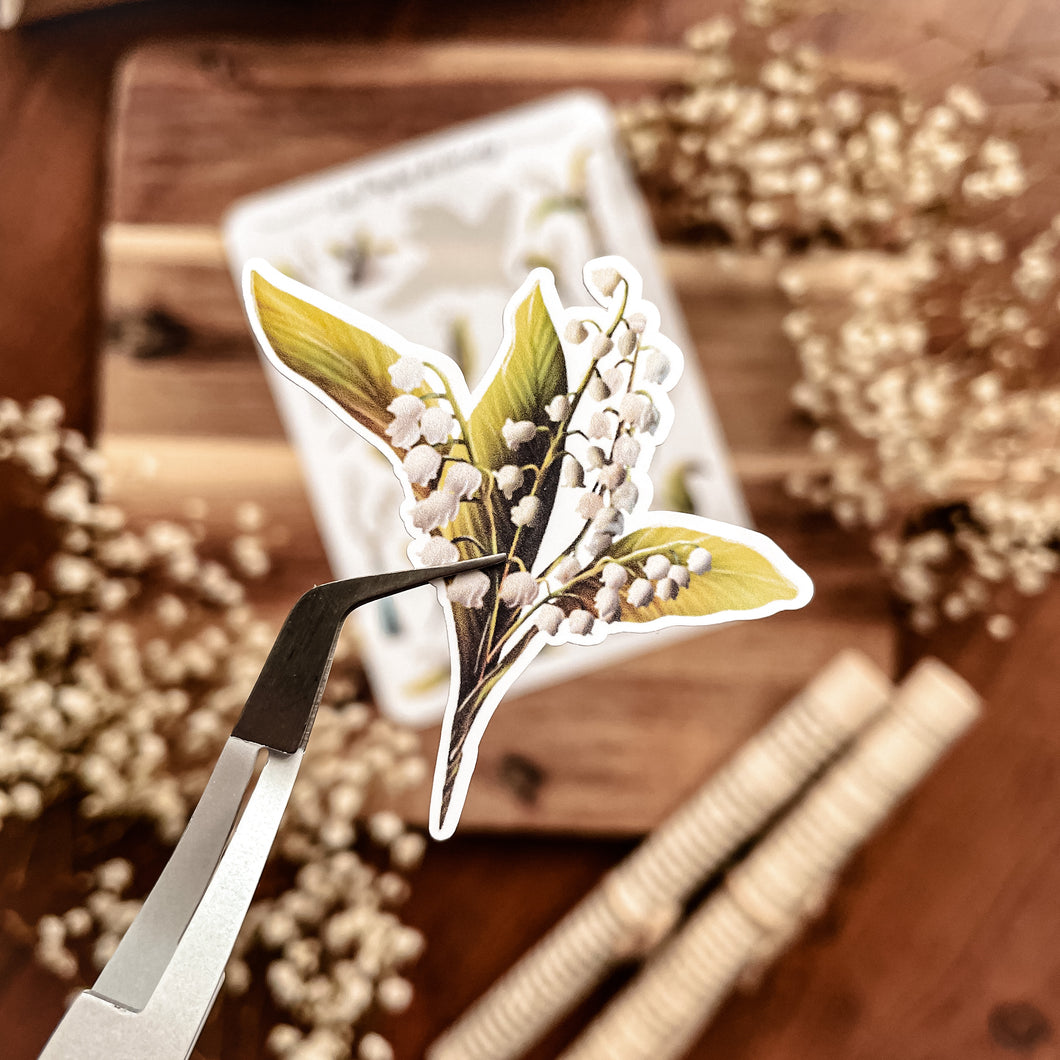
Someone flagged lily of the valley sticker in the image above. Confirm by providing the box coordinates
[243,255,813,839]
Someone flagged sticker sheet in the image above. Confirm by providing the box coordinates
[225,92,750,728]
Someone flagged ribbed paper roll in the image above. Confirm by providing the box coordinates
[428,650,892,1060]
[560,658,980,1060]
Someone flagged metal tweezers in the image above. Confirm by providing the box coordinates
[39,554,503,1060]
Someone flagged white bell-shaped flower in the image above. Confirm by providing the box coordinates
[444,463,482,500]
[591,333,614,359]
[576,492,604,520]
[612,435,641,467]
[402,444,442,486]
[619,393,654,431]
[601,563,628,589]
[643,350,671,385]
[546,395,570,422]
[446,571,490,609]
[553,554,582,584]
[411,489,460,532]
[499,571,539,608]
[688,547,713,573]
[511,495,541,527]
[591,266,621,297]
[388,355,426,392]
[421,406,455,445]
[561,455,584,488]
[589,411,615,441]
[420,537,459,566]
[655,577,678,601]
[644,554,671,580]
[627,578,654,607]
[564,320,589,344]
[495,465,524,500]
[568,609,595,636]
[594,586,621,622]
[502,418,537,449]
[669,563,691,588]
[612,479,639,513]
[536,603,565,636]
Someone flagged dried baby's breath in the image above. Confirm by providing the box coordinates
[0,398,426,1057]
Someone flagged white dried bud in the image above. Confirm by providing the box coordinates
[620,393,654,430]
[499,571,539,608]
[612,479,639,513]
[576,492,604,520]
[584,446,606,469]
[419,537,459,566]
[388,356,425,392]
[495,465,524,499]
[627,578,654,607]
[642,351,671,385]
[502,418,538,449]
[591,333,614,359]
[612,435,641,466]
[511,495,541,527]
[536,603,565,636]
[627,312,647,333]
[655,577,678,601]
[589,411,615,440]
[564,320,589,344]
[553,555,583,584]
[644,554,671,580]
[446,571,490,609]
[669,564,690,588]
[599,463,626,492]
[594,586,621,622]
[568,609,595,636]
[601,563,628,589]
[688,547,713,573]
[359,1033,395,1060]
[591,266,621,297]
[402,445,442,486]
[561,455,584,488]
[443,462,482,500]
[411,490,460,532]
[617,330,637,357]
[420,406,455,445]
[377,976,415,1014]
[546,394,570,422]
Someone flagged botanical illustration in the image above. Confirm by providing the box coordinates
[243,255,813,839]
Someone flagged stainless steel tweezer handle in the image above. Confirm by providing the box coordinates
[40,555,503,1060]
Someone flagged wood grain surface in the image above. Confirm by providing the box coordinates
[1,2,1059,1058]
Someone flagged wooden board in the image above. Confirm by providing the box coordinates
[103,38,894,835]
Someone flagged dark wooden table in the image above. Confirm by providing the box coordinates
[3,3,1060,1058]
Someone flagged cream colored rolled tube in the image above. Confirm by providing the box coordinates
[561,658,980,1060]
[428,651,892,1060]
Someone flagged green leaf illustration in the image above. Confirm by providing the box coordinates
[557,526,803,624]
[609,526,802,622]
[249,269,430,452]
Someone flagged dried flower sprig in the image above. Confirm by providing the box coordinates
[0,397,427,1058]
[244,256,813,839]
[783,216,1060,636]
[618,12,1025,253]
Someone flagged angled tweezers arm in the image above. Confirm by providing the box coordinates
[39,555,503,1060]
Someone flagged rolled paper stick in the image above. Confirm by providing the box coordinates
[427,650,892,1060]
[559,657,980,1060]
